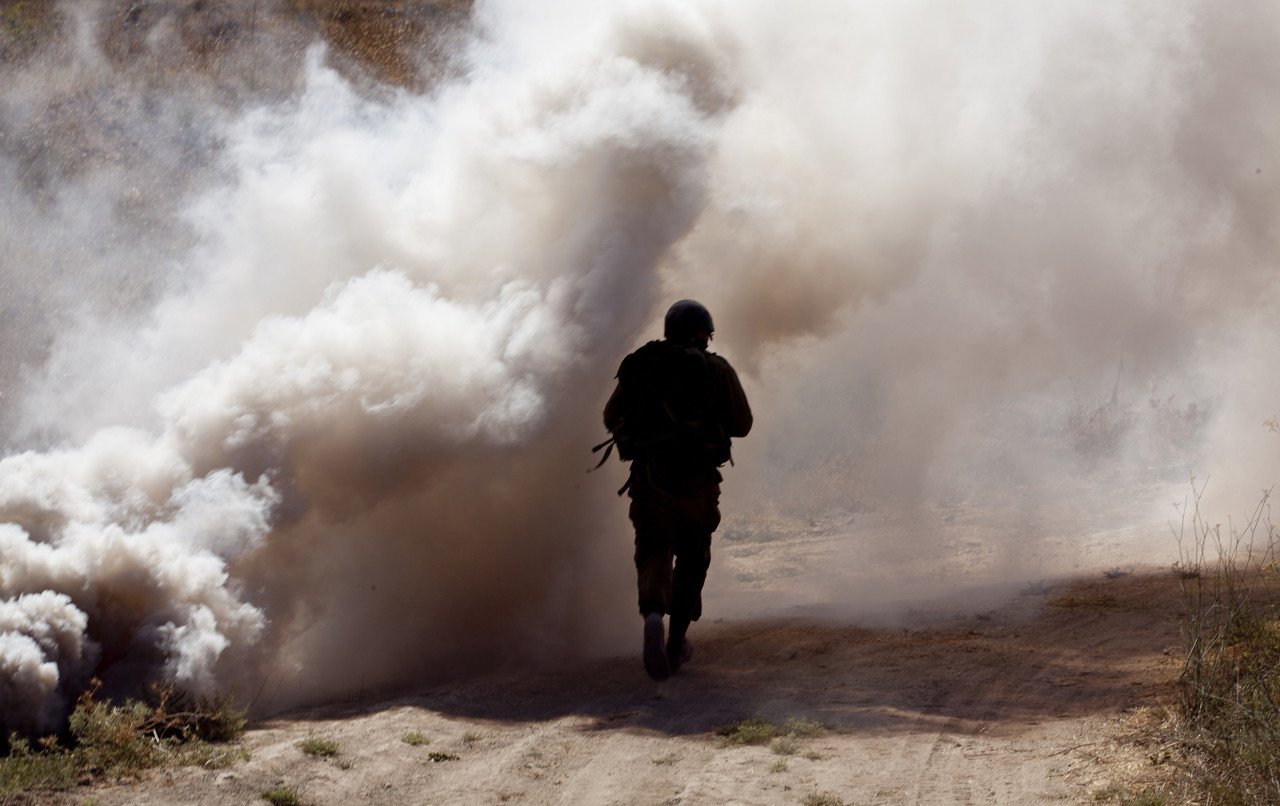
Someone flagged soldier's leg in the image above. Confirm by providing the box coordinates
[669,533,711,635]
[667,493,719,669]
[632,506,675,679]
[634,532,675,617]
[630,498,675,617]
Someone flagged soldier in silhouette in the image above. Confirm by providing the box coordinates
[603,300,752,680]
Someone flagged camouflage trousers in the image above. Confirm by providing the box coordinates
[628,471,721,624]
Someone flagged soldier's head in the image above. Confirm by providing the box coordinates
[664,299,714,349]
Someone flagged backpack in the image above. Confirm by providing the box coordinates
[592,341,731,475]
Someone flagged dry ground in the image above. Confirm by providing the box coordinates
[74,570,1182,806]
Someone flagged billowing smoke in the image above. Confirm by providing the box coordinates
[2,0,1278,736]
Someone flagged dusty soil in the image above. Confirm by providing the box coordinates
[71,569,1183,806]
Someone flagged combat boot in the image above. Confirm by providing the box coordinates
[643,612,670,680]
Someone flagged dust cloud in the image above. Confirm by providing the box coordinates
[1,0,1278,736]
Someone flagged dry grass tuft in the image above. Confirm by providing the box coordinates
[296,736,339,758]
[401,730,428,746]
[260,786,302,806]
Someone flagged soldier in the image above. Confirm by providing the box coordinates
[602,300,752,680]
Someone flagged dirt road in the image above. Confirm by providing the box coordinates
[79,571,1181,806]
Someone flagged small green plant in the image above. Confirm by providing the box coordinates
[801,792,845,806]
[770,735,800,756]
[401,730,428,746]
[768,758,788,773]
[427,751,460,762]
[297,736,339,757]
[461,731,482,745]
[261,786,302,805]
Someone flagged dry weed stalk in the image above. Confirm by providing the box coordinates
[1172,479,1280,804]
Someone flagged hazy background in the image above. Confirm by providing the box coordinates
[0,0,1276,736]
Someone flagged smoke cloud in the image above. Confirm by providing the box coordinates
[1,0,1278,736]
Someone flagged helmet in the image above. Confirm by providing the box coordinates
[663,299,714,343]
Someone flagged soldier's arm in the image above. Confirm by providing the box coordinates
[603,355,635,432]
[716,359,753,438]
[603,381,626,432]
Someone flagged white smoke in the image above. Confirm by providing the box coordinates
[1,0,1278,736]
[2,0,736,729]
[0,591,93,735]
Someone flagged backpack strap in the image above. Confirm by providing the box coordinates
[588,435,616,471]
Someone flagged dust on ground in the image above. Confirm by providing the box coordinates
[71,567,1183,806]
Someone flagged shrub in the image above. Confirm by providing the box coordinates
[1174,482,1280,803]
[0,680,248,798]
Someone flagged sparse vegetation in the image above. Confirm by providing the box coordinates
[768,758,788,773]
[261,786,302,806]
[716,716,829,763]
[0,681,247,799]
[652,752,678,766]
[296,736,339,757]
[461,731,482,745]
[716,718,781,746]
[1172,481,1280,804]
[401,730,429,746]
[426,751,459,762]
[800,792,845,806]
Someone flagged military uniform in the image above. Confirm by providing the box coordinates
[604,330,752,679]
